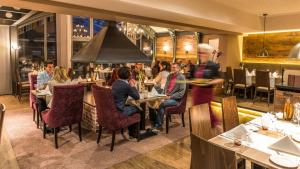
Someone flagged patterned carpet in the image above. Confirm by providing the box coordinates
[0,95,190,169]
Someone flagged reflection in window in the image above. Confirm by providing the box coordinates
[47,15,56,61]
[72,16,90,38]
[93,19,107,35]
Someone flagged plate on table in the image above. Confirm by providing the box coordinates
[269,154,299,169]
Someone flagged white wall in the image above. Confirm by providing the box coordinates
[56,14,72,68]
[0,26,12,95]
[203,34,242,72]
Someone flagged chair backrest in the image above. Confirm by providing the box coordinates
[189,104,218,140]
[0,103,6,144]
[226,67,233,81]
[92,85,128,130]
[190,133,237,169]
[233,69,246,85]
[288,75,300,86]
[255,70,270,88]
[28,74,38,108]
[47,84,84,128]
[222,96,239,132]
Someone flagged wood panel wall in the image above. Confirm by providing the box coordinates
[156,36,173,62]
[176,35,197,63]
[156,34,197,63]
[243,32,300,64]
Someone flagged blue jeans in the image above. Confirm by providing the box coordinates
[156,99,178,127]
[122,106,139,116]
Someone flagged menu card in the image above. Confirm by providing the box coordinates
[269,136,300,157]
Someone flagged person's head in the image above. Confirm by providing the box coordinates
[198,43,214,64]
[171,63,180,73]
[159,61,171,72]
[135,63,143,71]
[44,60,54,74]
[118,67,131,80]
[53,66,69,83]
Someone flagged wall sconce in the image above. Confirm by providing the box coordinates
[184,44,192,54]
[163,45,170,54]
[11,43,20,50]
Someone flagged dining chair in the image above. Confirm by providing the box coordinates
[232,69,252,99]
[28,73,37,122]
[15,69,30,102]
[222,96,239,132]
[253,70,274,106]
[41,84,84,149]
[164,86,188,134]
[190,133,238,169]
[189,104,218,140]
[0,103,6,144]
[225,66,234,95]
[92,85,141,151]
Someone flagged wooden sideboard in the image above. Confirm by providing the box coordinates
[274,85,300,112]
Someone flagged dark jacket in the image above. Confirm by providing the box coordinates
[163,72,186,100]
[112,79,140,111]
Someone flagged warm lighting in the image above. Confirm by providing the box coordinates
[288,43,300,60]
[163,45,170,54]
[5,12,13,18]
[184,44,192,54]
[11,43,20,50]
[143,46,151,52]
[13,7,21,10]
[244,29,300,35]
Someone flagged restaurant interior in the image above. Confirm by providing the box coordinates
[1,0,300,169]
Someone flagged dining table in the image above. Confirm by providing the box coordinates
[209,116,300,168]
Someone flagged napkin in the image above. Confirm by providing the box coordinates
[269,136,300,156]
[272,72,279,78]
[150,87,159,96]
[222,124,250,140]
[246,69,251,76]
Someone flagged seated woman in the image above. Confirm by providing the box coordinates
[47,66,75,108]
[111,67,141,138]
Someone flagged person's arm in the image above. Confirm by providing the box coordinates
[154,72,162,84]
[37,72,45,89]
[170,74,186,100]
[208,78,224,85]
[163,74,171,94]
[128,80,140,100]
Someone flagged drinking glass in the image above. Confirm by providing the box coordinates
[295,109,300,128]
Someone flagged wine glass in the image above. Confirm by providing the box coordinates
[295,108,300,128]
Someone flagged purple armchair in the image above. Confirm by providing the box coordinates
[28,74,37,122]
[165,87,188,134]
[92,85,140,151]
[41,84,84,149]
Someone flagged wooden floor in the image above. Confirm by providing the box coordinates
[110,137,191,169]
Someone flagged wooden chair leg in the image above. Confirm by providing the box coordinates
[43,122,46,139]
[69,125,72,132]
[253,88,257,104]
[267,91,270,107]
[78,122,82,142]
[33,109,35,122]
[166,114,169,134]
[97,125,102,144]
[54,128,58,149]
[136,122,140,142]
[244,88,247,99]
[121,128,124,135]
[110,131,116,151]
[231,87,235,96]
[181,113,185,127]
[37,111,40,129]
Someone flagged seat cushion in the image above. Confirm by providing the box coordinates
[234,84,251,88]
[256,86,274,91]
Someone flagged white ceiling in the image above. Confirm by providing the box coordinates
[150,26,169,33]
[211,0,300,16]
[5,0,300,33]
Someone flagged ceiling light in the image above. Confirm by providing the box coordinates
[5,12,13,18]
[13,7,21,10]
[257,13,269,57]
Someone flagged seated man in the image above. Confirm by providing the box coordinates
[112,67,140,138]
[155,63,186,130]
[36,60,54,113]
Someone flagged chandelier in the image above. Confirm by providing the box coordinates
[117,22,144,41]
[73,24,89,38]
[257,13,269,57]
